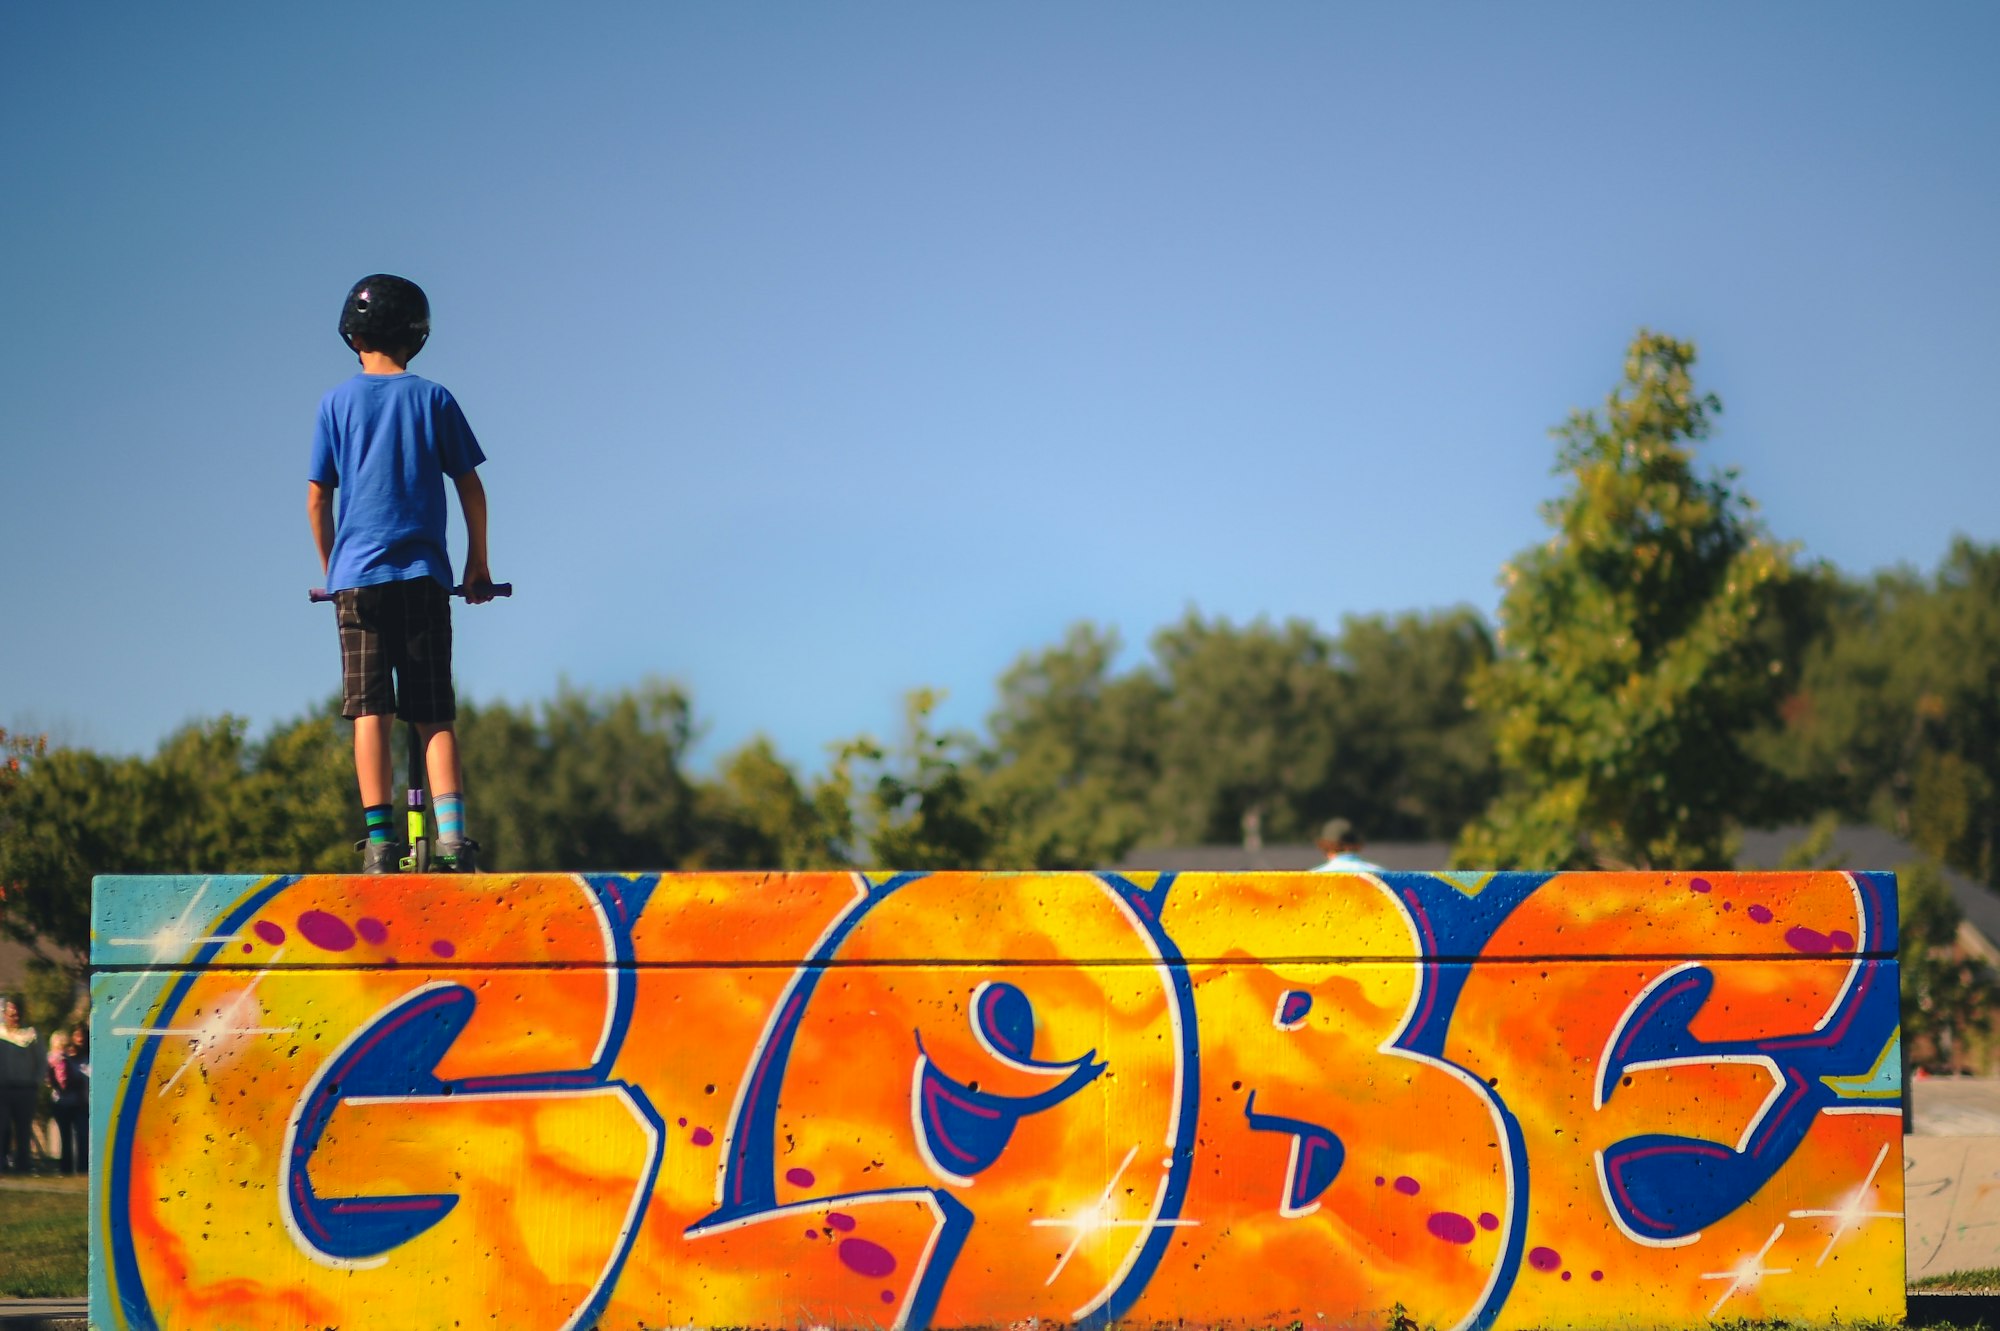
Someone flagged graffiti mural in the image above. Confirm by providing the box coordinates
[91,870,1903,1329]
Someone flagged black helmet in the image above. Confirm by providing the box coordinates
[338,274,430,354]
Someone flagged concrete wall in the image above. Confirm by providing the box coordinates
[90,869,1903,1330]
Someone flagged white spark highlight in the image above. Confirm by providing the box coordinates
[1788,1143,1901,1266]
[1700,1223,1792,1318]
[116,950,295,1096]
[105,879,238,961]
[1028,1144,1198,1288]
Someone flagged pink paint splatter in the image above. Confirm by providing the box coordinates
[838,1238,896,1279]
[1562,1271,1572,1281]
[356,917,388,944]
[1747,904,1774,924]
[1591,1270,1604,1282]
[827,1211,857,1232]
[1529,1246,1562,1272]
[1478,1212,1499,1231]
[677,1117,687,1127]
[1427,1212,1476,1244]
[254,920,286,945]
[1394,1175,1420,1195]
[1690,878,1712,894]
[1374,1176,1385,1186]
[881,1290,895,1304]
[241,943,252,953]
[804,1228,819,1241]
[1785,926,1838,954]
[297,911,355,952]
[786,1167,816,1188]
[430,939,456,959]
[1723,901,1734,911]
[690,1126,714,1146]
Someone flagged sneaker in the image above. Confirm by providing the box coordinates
[436,837,481,873]
[355,838,408,875]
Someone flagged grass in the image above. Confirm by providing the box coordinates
[0,1176,89,1298]
[1915,1268,2000,1293]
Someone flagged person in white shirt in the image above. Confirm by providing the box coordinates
[0,997,41,1174]
[1310,818,1384,873]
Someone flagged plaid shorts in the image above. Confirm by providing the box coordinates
[334,579,456,722]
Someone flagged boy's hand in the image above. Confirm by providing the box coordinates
[462,558,496,604]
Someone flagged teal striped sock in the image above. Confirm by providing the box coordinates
[435,792,466,842]
[363,804,394,846]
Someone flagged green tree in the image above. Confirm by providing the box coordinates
[1767,541,2000,886]
[1899,857,2000,1072]
[1455,331,1798,870]
[456,681,707,871]
[0,712,355,975]
[1144,612,1347,845]
[976,610,1498,863]
[977,625,1162,868]
[691,736,853,870]
[1334,609,1497,840]
[841,690,998,870]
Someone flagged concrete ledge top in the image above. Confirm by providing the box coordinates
[92,869,1898,969]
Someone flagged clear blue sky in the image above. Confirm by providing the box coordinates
[3,4,1996,772]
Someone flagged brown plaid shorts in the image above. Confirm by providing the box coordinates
[334,579,456,722]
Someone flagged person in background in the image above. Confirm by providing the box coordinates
[1310,818,1385,873]
[0,996,41,1173]
[46,1029,88,1175]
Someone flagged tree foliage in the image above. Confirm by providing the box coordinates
[1455,331,1799,870]
[1763,540,2000,887]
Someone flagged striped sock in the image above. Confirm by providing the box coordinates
[435,792,467,842]
[363,804,395,846]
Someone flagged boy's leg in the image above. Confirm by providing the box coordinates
[352,715,397,807]
[402,581,477,870]
[336,586,404,872]
[418,722,475,867]
[417,723,463,804]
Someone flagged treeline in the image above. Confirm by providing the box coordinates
[0,603,1499,956]
[8,330,2000,984]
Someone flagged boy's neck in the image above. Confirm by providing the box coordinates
[356,350,409,376]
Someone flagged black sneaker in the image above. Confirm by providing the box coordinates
[437,837,480,873]
[355,839,408,875]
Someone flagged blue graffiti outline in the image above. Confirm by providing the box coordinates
[1243,1089,1345,1214]
[1595,872,1901,1243]
[1379,872,1552,1331]
[691,870,1199,1330]
[102,872,663,1331]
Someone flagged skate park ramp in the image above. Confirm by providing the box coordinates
[90,869,1903,1330]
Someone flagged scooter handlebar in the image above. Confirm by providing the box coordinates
[308,583,512,604]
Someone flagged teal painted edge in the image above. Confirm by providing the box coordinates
[89,970,151,1327]
[92,874,276,969]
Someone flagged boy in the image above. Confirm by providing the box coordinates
[309,274,496,873]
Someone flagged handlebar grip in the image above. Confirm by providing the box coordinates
[309,583,512,603]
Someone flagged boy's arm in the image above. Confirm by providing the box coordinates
[307,481,335,576]
[454,469,494,602]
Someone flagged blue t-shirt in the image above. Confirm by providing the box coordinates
[309,373,486,592]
